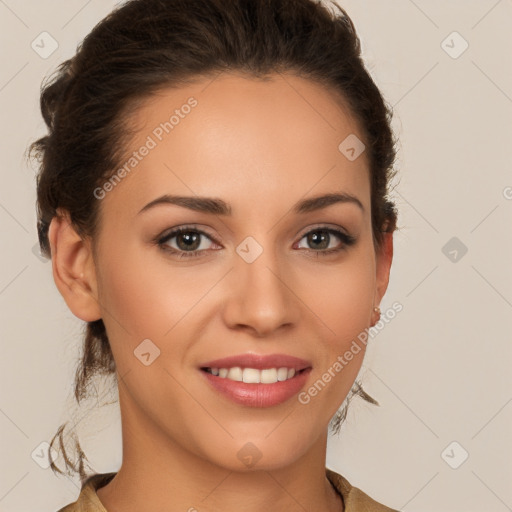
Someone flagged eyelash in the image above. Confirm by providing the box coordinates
[155,225,356,260]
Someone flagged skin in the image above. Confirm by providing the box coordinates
[49,72,393,512]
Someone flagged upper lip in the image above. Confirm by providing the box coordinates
[200,353,312,371]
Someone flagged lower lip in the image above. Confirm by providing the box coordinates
[200,368,312,407]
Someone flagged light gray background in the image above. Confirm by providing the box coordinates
[1,1,511,511]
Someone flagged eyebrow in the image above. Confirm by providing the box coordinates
[138,192,364,216]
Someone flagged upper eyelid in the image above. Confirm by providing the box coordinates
[296,223,352,238]
[158,225,217,243]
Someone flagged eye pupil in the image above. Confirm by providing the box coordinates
[177,231,200,250]
[308,230,329,249]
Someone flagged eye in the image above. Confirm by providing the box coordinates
[156,226,219,259]
[155,224,356,260]
[295,227,356,256]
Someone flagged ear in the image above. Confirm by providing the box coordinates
[373,231,394,309]
[48,210,101,322]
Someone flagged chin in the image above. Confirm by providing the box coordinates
[196,432,313,473]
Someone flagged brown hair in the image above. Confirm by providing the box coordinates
[30,0,398,483]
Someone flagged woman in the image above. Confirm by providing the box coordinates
[31,0,399,510]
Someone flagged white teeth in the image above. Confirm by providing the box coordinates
[206,366,299,383]
[227,367,243,381]
[243,368,261,383]
[260,368,278,384]
[277,367,289,381]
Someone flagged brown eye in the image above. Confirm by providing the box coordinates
[296,227,356,255]
[157,227,218,258]
[304,230,331,250]
[174,231,202,251]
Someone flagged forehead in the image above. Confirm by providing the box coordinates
[102,72,370,217]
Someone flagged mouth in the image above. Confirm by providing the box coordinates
[198,353,313,407]
[200,366,310,384]
[199,366,313,408]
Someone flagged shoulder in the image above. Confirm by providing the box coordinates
[326,468,400,512]
[58,469,397,511]
[55,473,116,512]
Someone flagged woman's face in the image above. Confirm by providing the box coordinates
[83,72,392,471]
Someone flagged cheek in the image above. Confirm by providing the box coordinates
[95,240,218,353]
[299,249,375,402]
[305,250,376,340]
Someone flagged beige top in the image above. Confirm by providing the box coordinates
[57,468,399,511]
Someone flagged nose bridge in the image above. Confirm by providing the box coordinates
[223,233,298,335]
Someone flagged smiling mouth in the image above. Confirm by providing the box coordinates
[200,366,310,384]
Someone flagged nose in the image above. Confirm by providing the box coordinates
[222,246,300,337]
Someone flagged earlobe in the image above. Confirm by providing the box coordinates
[48,210,102,322]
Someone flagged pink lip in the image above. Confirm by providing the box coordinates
[199,353,312,371]
[200,367,312,408]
